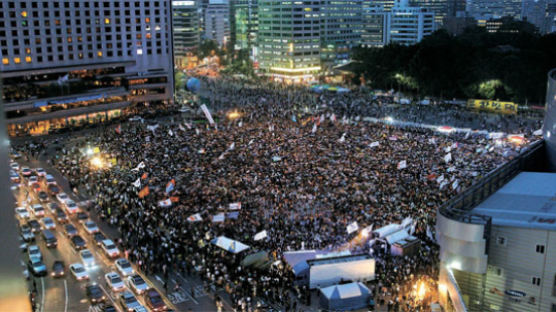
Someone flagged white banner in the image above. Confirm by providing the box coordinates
[347,221,359,234]
[444,153,452,163]
[254,230,267,241]
[369,141,380,148]
[397,160,407,170]
[212,213,225,223]
[229,202,242,210]
[158,199,172,207]
[200,104,215,125]
[187,213,202,222]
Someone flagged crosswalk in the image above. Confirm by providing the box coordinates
[167,285,207,304]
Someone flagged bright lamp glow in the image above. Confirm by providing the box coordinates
[90,157,104,168]
[227,111,242,120]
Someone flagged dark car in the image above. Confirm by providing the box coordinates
[86,283,106,304]
[71,235,86,250]
[37,191,49,203]
[101,304,117,312]
[144,288,166,311]
[28,220,41,233]
[51,260,65,278]
[47,184,60,196]
[31,183,41,193]
[55,208,68,223]
[77,211,89,221]
[93,232,106,247]
[64,224,78,237]
[47,202,60,214]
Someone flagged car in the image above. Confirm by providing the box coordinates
[28,257,47,277]
[31,183,41,194]
[82,220,100,234]
[127,275,148,295]
[55,208,68,223]
[51,260,65,277]
[21,167,32,177]
[71,235,86,250]
[35,168,46,177]
[132,306,148,312]
[40,217,56,230]
[37,191,49,203]
[101,304,117,312]
[119,291,141,312]
[31,204,45,218]
[47,184,60,196]
[93,232,106,247]
[10,170,20,183]
[28,245,42,261]
[115,258,134,277]
[69,263,89,281]
[42,229,58,248]
[28,219,41,233]
[15,207,30,219]
[10,162,20,171]
[20,224,35,242]
[80,249,96,269]
[45,174,57,186]
[64,223,78,237]
[144,288,166,311]
[28,175,39,187]
[77,211,89,221]
[86,283,106,304]
[56,192,69,203]
[101,239,120,258]
[19,237,28,252]
[105,272,126,292]
[47,202,60,213]
[64,200,79,214]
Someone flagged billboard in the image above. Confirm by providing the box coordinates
[467,99,518,114]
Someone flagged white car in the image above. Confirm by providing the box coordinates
[40,217,56,230]
[105,271,125,292]
[31,204,45,218]
[127,275,148,295]
[10,162,20,171]
[115,258,134,277]
[101,239,120,258]
[15,207,30,219]
[82,220,100,234]
[79,249,96,269]
[28,175,39,187]
[69,263,89,281]
[35,168,46,177]
[56,192,70,203]
[64,200,79,214]
[45,174,56,185]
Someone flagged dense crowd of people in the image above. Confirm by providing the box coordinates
[16,77,543,311]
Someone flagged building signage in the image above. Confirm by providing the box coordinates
[467,99,518,114]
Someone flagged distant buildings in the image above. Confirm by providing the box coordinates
[466,0,523,20]
[172,0,201,67]
[231,0,258,51]
[0,0,173,136]
[204,0,231,47]
[409,0,450,27]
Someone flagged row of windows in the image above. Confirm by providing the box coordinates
[0,1,166,9]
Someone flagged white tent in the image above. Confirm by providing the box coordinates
[385,229,410,244]
[319,282,371,311]
[373,224,401,238]
[211,236,250,254]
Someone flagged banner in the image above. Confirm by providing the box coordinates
[369,141,380,148]
[254,230,267,241]
[229,202,242,210]
[165,179,175,194]
[158,198,172,207]
[200,104,215,125]
[467,99,518,114]
[212,213,225,223]
[133,178,141,188]
[188,213,202,222]
[397,160,407,170]
[347,221,359,234]
[138,186,150,198]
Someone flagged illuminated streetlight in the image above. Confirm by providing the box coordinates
[90,156,104,169]
[227,111,242,120]
[417,281,426,301]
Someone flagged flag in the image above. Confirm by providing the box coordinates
[57,74,69,85]
[347,221,359,234]
[369,141,380,148]
[147,124,159,132]
[185,122,192,129]
[198,148,206,154]
[169,129,174,136]
[319,114,325,124]
[248,139,254,145]
[447,166,456,173]
[131,161,146,172]
[138,186,150,198]
[170,196,180,203]
[212,213,225,223]
[292,115,297,123]
[165,179,175,194]
[397,160,407,170]
[311,124,317,133]
[229,202,242,210]
[409,222,416,235]
[429,138,437,144]
[228,142,235,151]
[195,128,200,135]
[187,213,202,222]
[338,133,346,143]
[238,121,243,127]
[200,104,215,125]
[178,124,186,132]
[389,136,398,141]
[115,125,121,134]
[444,153,452,163]
[254,230,267,241]
[132,178,141,188]
[436,175,445,183]
[426,173,437,181]
[141,172,148,180]
[452,180,459,190]
[330,114,336,122]
[158,198,172,207]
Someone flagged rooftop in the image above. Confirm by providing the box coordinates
[471,172,556,231]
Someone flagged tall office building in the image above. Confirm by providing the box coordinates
[546,3,556,33]
[258,0,321,83]
[522,0,548,32]
[231,0,258,51]
[362,6,390,47]
[365,0,397,11]
[320,0,364,67]
[0,0,174,136]
[389,0,435,45]
[466,0,523,20]
[409,0,449,26]
[204,0,231,47]
[172,0,200,68]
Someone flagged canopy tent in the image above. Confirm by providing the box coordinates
[241,251,272,269]
[373,224,401,238]
[319,282,371,311]
[211,236,250,254]
[384,229,410,244]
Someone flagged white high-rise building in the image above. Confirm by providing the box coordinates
[0,0,174,136]
[204,0,230,47]
[389,1,435,45]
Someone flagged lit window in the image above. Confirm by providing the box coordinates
[14,57,21,64]
[21,11,27,17]
[67,37,72,43]
[137,48,143,55]
[105,18,110,24]
[97,51,103,57]
[146,33,151,39]
[2,58,9,65]
[25,48,31,54]
[145,17,150,23]
[25,56,31,63]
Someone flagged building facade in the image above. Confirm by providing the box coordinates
[389,2,435,45]
[0,0,174,136]
[231,0,258,51]
[258,0,321,82]
[172,0,200,68]
[362,6,390,46]
[466,0,523,20]
[409,0,449,27]
[204,0,231,47]
[522,0,548,32]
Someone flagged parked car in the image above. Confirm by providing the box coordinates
[47,202,60,213]
[28,245,42,261]
[28,219,41,233]
[10,170,20,183]
[47,184,60,196]
[45,174,57,185]
[28,257,47,277]
[37,191,49,203]
[10,162,20,171]
[55,208,68,223]
[28,175,39,187]
[93,232,106,247]
[42,229,57,248]
[15,206,30,219]
[119,291,141,312]
[20,224,35,242]
[56,192,69,203]
[64,200,79,214]
[77,211,89,221]
[31,204,45,218]
[101,239,120,258]
[79,249,96,269]
[21,167,32,177]
[40,217,56,230]
[35,168,47,177]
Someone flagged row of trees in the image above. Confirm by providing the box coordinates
[352,25,556,104]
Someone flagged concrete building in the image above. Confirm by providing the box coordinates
[466,0,523,20]
[258,0,321,82]
[204,0,230,47]
[409,0,450,27]
[0,0,174,136]
[389,1,435,45]
[365,0,397,11]
[362,6,390,46]
[522,0,548,32]
[545,3,556,33]
[172,0,200,68]
[320,0,364,68]
[231,0,258,51]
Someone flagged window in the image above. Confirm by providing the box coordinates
[496,236,506,246]
[2,58,8,65]
[553,275,556,297]
[532,277,541,286]
[13,57,21,64]
[552,303,556,312]
[536,245,545,254]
